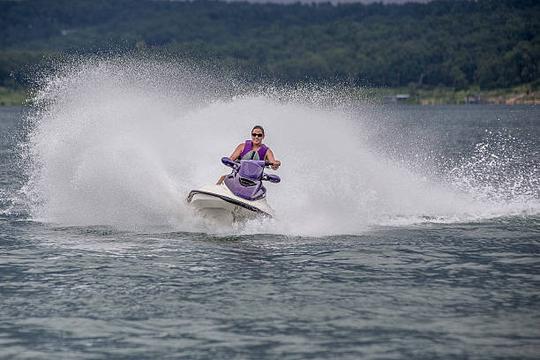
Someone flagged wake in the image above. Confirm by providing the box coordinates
[17,57,539,235]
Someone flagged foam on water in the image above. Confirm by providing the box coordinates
[18,58,539,235]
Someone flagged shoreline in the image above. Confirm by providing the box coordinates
[1,85,538,107]
[0,88,28,107]
[369,84,539,105]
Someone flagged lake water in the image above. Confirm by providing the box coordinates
[1,99,539,359]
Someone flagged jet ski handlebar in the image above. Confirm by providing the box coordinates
[221,157,240,169]
[221,157,281,183]
[221,157,271,168]
[263,174,281,183]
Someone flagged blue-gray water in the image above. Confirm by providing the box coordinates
[1,105,539,359]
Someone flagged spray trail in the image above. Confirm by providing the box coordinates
[19,58,540,235]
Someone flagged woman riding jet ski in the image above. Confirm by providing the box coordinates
[187,126,281,223]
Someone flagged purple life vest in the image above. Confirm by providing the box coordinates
[239,140,268,160]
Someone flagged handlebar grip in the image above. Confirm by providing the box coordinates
[222,157,239,168]
[264,174,281,183]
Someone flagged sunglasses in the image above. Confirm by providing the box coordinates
[251,133,264,138]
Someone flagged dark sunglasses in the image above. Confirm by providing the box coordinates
[251,133,264,138]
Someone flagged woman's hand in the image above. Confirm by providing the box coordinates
[266,149,280,170]
[271,160,281,170]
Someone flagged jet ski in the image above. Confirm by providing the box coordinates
[187,157,281,223]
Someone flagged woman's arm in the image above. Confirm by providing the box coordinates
[217,143,245,184]
[229,143,245,161]
[266,149,281,170]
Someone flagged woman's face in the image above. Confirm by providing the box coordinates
[251,129,264,145]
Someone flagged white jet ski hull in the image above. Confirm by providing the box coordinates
[187,184,274,223]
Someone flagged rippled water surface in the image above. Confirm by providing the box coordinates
[1,104,539,359]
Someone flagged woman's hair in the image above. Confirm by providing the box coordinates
[252,125,265,135]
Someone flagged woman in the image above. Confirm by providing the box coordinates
[217,125,281,184]
[230,125,281,169]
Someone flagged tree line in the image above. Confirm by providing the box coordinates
[0,0,538,90]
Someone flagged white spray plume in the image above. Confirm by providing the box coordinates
[20,58,539,235]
